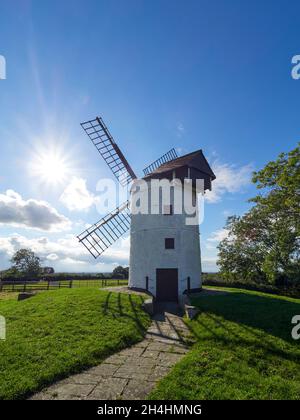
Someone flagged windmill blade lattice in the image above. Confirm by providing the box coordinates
[77,201,131,258]
[81,117,137,187]
[143,148,178,176]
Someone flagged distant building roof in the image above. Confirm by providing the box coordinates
[143,150,216,180]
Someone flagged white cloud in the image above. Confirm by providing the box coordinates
[0,189,71,231]
[60,176,130,218]
[104,236,130,261]
[205,161,253,203]
[60,257,87,265]
[207,228,229,243]
[0,232,130,272]
[46,253,59,261]
[177,123,185,132]
[59,177,97,211]
[201,256,218,272]
[176,122,185,137]
[205,228,229,251]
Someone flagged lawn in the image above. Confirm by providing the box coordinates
[0,278,128,292]
[0,292,18,301]
[149,288,300,400]
[0,288,150,400]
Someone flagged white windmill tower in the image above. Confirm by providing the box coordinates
[78,116,216,303]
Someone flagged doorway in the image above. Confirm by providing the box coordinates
[156,268,178,302]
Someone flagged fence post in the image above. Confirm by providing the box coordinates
[47,280,50,290]
[69,280,73,288]
[146,276,149,291]
[12,282,15,292]
[23,280,26,292]
[187,276,191,293]
[59,281,61,289]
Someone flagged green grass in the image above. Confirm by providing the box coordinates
[0,288,150,400]
[0,278,128,292]
[0,292,18,301]
[149,288,300,400]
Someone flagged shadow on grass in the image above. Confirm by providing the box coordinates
[102,291,112,315]
[102,291,149,337]
[191,292,300,346]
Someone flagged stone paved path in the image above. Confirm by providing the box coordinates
[30,305,190,400]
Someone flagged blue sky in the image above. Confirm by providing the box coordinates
[0,0,299,272]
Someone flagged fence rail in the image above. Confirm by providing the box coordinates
[0,278,128,293]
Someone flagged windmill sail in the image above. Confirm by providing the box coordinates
[143,148,178,176]
[81,117,137,187]
[77,201,131,258]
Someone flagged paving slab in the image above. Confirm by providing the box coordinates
[88,363,119,377]
[29,301,190,400]
[104,354,127,365]
[148,365,171,382]
[121,379,157,400]
[88,378,127,400]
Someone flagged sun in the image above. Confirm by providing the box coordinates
[37,152,66,183]
[30,147,71,185]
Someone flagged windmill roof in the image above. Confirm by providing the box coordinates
[144,150,216,180]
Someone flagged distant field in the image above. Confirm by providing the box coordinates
[150,288,300,400]
[0,288,150,400]
[202,274,300,299]
[0,292,18,301]
[0,278,128,292]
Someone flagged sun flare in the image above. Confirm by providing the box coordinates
[30,147,71,185]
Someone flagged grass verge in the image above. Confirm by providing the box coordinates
[0,278,128,292]
[0,288,150,400]
[0,292,18,301]
[149,289,300,399]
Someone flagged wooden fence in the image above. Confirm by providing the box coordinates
[0,278,128,293]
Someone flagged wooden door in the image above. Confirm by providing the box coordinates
[156,268,178,302]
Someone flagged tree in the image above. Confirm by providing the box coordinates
[42,267,55,275]
[112,265,129,279]
[11,249,41,279]
[251,142,300,221]
[250,143,300,283]
[217,215,266,283]
[217,144,300,285]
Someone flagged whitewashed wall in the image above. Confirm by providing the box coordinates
[129,180,202,298]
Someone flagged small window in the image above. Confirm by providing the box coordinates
[165,238,175,249]
[163,204,173,215]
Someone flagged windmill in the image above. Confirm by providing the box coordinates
[77,116,216,302]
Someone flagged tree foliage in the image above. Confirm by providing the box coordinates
[112,265,129,279]
[10,248,41,279]
[218,143,300,285]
